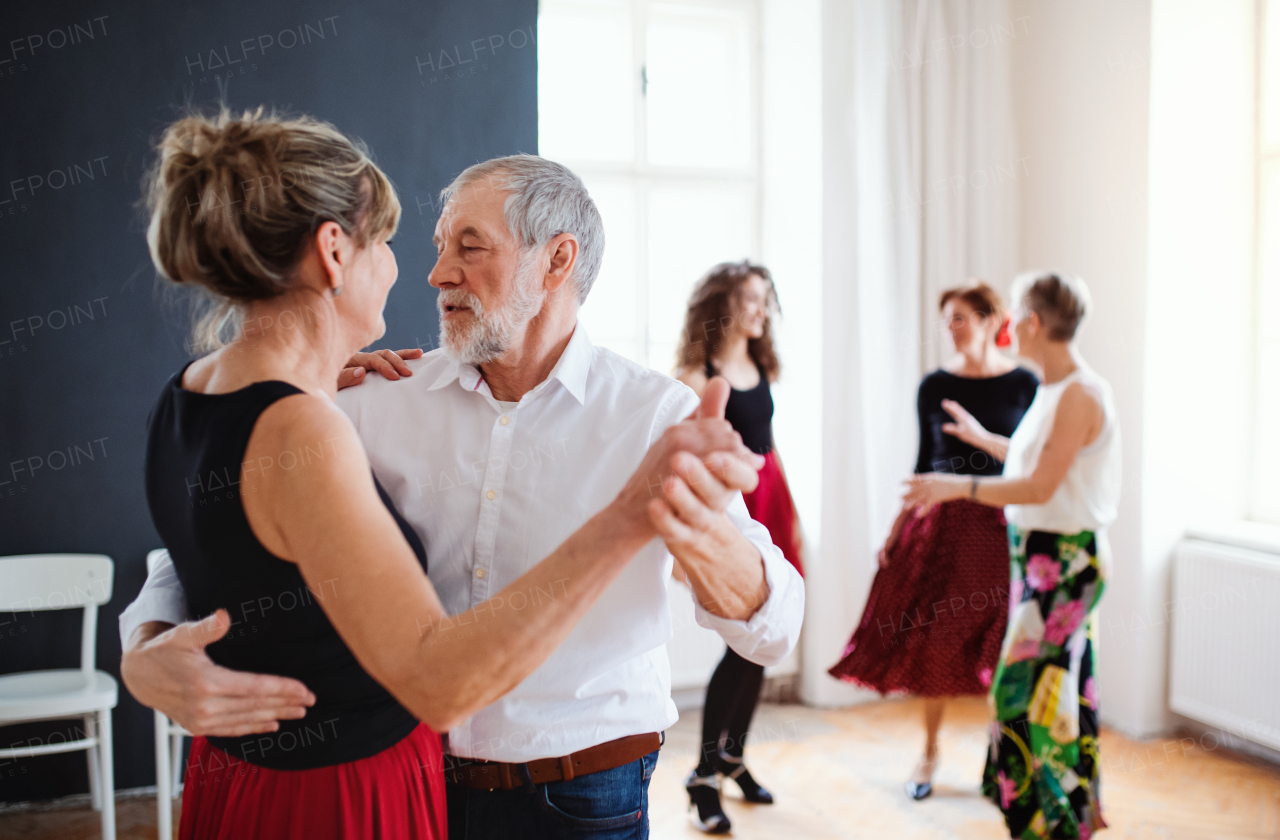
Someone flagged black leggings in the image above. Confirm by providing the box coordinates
[695,647,764,776]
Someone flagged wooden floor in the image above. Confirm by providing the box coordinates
[3,697,1278,839]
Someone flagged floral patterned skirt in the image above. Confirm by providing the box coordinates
[982,526,1108,839]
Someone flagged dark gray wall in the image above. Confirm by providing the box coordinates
[0,0,537,802]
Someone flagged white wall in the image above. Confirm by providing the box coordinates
[1142,0,1256,729]
[1008,0,1256,737]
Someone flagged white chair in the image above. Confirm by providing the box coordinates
[0,553,117,840]
[146,548,190,840]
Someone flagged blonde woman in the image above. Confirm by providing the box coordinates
[904,271,1120,839]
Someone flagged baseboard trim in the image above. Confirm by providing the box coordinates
[0,785,158,815]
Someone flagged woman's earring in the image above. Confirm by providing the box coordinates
[332,285,344,297]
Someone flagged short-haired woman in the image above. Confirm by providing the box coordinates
[904,271,1120,840]
[829,282,1038,800]
[673,261,804,834]
[132,109,759,839]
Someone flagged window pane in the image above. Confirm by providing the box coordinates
[646,182,754,370]
[646,4,752,169]
[539,0,635,163]
[1254,158,1280,521]
[1266,0,1280,147]
[578,176,642,363]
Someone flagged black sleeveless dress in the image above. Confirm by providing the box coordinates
[144,366,427,770]
[706,358,774,455]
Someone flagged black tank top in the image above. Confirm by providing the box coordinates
[706,359,774,455]
[144,366,427,770]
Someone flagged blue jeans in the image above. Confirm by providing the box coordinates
[446,750,660,839]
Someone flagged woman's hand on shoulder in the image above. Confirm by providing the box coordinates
[338,348,425,390]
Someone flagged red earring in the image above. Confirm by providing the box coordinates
[995,317,1012,348]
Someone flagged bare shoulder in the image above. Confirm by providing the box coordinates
[249,392,366,473]
[1061,379,1105,417]
[674,366,709,396]
[1056,379,1106,443]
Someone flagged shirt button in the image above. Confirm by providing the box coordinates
[475,568,487,579]
[486,489,496,500]
[500,416,510,425]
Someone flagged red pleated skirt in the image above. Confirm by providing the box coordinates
[744,450,804,577]
[179,723,446,840]
[828,499,1008,696]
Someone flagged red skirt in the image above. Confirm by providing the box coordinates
[828,499,1008,696]
[179,723,446,840]
[744,450,804,577]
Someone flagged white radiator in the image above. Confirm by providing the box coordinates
[1169,537,1280,751]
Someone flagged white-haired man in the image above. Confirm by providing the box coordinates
[120,155,804,838]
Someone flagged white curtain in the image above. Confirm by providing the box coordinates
[803,0,1019,706]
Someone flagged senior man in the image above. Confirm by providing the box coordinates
[120,155,804,838]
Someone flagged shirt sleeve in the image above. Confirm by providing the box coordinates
[118,551,192,648]
[692,495,805,666]
[649,380,805,667]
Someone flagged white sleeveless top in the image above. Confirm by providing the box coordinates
[1002,365,1122,535]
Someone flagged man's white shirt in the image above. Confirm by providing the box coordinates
[120,323,804,762]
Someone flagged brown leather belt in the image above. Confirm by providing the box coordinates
[443,732,663,791]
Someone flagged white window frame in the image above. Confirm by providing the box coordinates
[538,0,764,370]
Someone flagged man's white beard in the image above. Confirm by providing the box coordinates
[438,252,546,365]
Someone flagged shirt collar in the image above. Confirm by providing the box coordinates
[424,321,593,405]
[545,322,591,405]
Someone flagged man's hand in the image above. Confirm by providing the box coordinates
[647,378,770,621]
[338,348,425,390]
[613,379,762,535]
[121,610,315,737]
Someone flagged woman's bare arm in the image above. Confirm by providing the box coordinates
[903,382,1104,511]
[247,389,755,733]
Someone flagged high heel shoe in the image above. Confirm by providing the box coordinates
[904,755,936,801]
[685,771,731,834]
[717,753,774,804]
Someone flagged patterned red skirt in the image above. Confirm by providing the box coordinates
[179,723,446,840]
[828,499,1009,696]
[744,450,804,577]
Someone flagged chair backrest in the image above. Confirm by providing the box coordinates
[146,548,170,575]
[0,554,113,673]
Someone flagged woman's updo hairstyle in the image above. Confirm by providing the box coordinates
[1011,270,1091,341]
[144,106,400,349]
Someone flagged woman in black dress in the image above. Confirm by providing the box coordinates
[122,108,763,839]
[829,282,1037,800]
[673,261,805,834]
